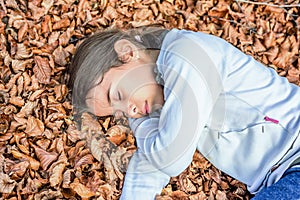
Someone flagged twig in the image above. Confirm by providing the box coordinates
[235,0,300,8]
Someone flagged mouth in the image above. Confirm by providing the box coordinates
[144,100,150,115]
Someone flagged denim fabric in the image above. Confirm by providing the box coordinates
[252,167,300,200]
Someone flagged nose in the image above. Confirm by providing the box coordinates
[113,101,138,118]
[127,103,138,117]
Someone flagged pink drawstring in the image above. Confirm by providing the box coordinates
[264,116,279,124]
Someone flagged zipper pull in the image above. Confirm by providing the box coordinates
[264,116,279,124]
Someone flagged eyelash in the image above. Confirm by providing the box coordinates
[117,91,121,100]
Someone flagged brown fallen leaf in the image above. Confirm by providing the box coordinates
[15,43,33,59]
[52,17,71,30]
[54,84,68,102]
[17,21,28,42]
[32,145,59,170]
[49,163,65,187]
[16,100,37,118]
[53,45,70,66]
[28,1,46,21]
[24,115,45,137]
[106,125,129,145]
[70,178,96,199]
[74,154,94,169]
[33,189,63,199]
[33,56,51,84]
[62,169,74,188]
[11,59,33,73]
[216,190,228,200]
[14,132,30,155]
[11,150,40,171]
[0,114,10,134]
[8,161,30,180]
[9,96,25,107]
[0,172,16,193]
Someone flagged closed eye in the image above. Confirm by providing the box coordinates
[117,91,122,100]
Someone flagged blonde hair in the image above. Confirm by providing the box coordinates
[67,26,169,117]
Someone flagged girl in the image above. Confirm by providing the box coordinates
[68,27,300,199]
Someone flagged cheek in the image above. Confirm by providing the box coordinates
[87,99,113,116]
[130,83,163,101]
[86,88,113,116]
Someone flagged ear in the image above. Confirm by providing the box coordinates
[114,39,139,63]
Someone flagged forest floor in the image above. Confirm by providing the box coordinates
[0,0,299,199]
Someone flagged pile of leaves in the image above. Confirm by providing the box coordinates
[0,0,299,199]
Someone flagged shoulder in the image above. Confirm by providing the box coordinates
[163,29,229,53]
[159,29,234,66]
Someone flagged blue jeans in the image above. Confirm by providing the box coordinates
[252,167,300,200]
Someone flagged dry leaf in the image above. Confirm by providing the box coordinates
[16,101,38,118]
[11,59,33,73]
[8,161,30,180]
[53,17,71,30]
[62,169,73,188]
[216,190,228,200]
[11,150,40,170]
[0,173,16,193]
[0,114,10,134]
[15,43,33,59]
[70,178,96,199]
[25,115,45,137]
[49,163,65,187]
[53,45,70,66]
[1,0,297,199]
[33,56,51,84]
[14,132,30,155]
[33,145,58,170]
[74,154,94,169]
[9,96,25,107]
[106,125,129,145]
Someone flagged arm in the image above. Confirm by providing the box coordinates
[121,36,224,199]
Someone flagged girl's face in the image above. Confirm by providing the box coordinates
[86,40,164,118]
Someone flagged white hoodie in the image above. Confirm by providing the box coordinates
[120,29,300,199]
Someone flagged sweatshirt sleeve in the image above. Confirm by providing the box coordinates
[120,34,224,199]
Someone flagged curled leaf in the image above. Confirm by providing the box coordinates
[9,161,30,180]
[0,173,16,193]
[74,154,94,169]
[11,59,33,73]
[52,17,70,30]
[9,96,25,107]
[81,112,102,133]
[11,150,40,170]
[49,163,65,187]
[14,132,30,155]
[53,45,69,66]
[62,169,74,188]
[70,178,96,199]
[24,115,45,137]
[54,84,68,102]
[106,125,129,145]
[15,43,33,59]
[33,145,58,170]
[16,101,38,118]
[0,114,10,134]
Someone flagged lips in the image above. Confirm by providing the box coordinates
[144,101,150,115]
